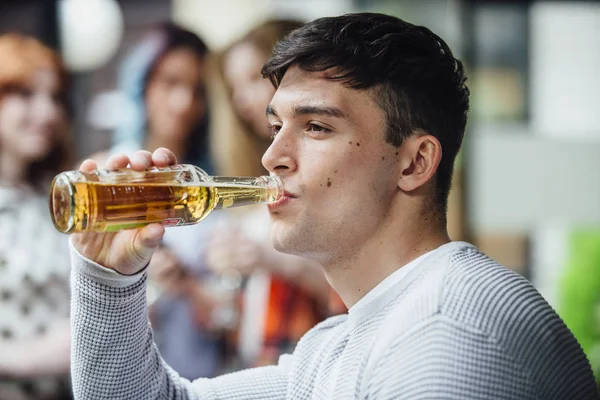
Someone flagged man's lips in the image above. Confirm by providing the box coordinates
[268,190,297,211]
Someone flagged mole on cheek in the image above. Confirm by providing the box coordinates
[327,178,332,188]
[356,142,360,147]
[348,141,353,145]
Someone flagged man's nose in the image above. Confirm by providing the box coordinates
[262,127,297,175]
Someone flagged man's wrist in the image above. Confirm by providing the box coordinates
[69,239,147,288]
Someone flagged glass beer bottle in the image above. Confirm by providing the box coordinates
[49,164,283,234]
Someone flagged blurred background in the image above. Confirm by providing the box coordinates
[0,0,599,397]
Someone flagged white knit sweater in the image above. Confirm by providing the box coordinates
[70,240,599,399]
[0,185,71,399]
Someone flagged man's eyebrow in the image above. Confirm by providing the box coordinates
[266,104,347,119]
[266,104,278,118]
[292,105,347,119]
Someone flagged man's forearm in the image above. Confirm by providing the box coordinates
[0,321,70,378]
[70,245,201,399]
[70,244,290,399]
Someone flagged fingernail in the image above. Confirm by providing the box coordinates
[137,155,153,168]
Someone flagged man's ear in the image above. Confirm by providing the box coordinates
[396,134,442,192]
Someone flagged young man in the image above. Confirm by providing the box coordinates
[69,13,598,399]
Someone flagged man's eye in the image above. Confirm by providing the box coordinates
[308,123,331,133]
[268,124,281,139]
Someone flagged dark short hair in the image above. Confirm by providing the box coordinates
[262,12,469,214]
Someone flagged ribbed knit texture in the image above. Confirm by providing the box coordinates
[70,241,599,399]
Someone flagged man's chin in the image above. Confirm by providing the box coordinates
[269,225,295,255]
[269,229,288,253]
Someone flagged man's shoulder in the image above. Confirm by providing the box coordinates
[363,246,595,399]
[293,314,347,353]
[393,245,596,397]
[306,314,348,337]
[440,246,571,345]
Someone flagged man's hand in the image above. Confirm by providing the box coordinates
[70,148,177,275]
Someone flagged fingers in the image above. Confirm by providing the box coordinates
[86,148,177,174]
[79,159,97,173]
[130,151,153,171]
[104,151,153,172]
[152,148,178,167]
[138,224,165,248]
[105,154,130,170]
[131,224,165,265]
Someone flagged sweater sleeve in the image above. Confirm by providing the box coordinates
[364,315,535,400]
[69,242,289,399]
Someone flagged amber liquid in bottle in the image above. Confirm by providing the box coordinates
[49,166,282,233]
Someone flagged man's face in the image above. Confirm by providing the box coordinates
[262,67,401,261]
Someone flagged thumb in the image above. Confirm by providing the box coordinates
[132,224,165,263]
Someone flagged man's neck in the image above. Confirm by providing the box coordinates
[324,212,450,309]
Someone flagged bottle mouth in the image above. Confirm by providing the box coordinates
[262,175,284,203]
[49,174,75,234]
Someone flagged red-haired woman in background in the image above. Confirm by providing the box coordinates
[0,34,73,399]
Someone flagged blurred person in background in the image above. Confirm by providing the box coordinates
[91,22,224,379]
[0,34,72,400]
[207,19,342,369]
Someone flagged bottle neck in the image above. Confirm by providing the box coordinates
[211,175,283,210]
